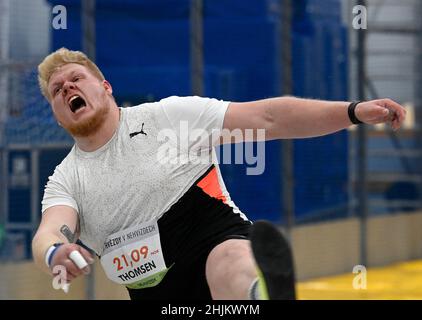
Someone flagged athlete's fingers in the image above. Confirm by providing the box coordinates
[51,245,90,278]
[378,99,406,126]
[63,258,83,279]
[69,250,91,275]
[75,246,95,275]
[77,246,95,265]
[381,98,406,120]
[392,116,402,131]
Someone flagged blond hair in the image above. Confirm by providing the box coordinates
[38,47,105,100]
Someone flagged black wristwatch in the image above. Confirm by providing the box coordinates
[348,101,363,125]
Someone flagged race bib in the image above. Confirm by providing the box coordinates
[100,219,170,289]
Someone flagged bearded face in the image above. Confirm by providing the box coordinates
[47,63,113,137]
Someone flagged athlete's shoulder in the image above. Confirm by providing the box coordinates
[160,95,212,105]
[127,96,221,112]
[48,145,77,179]
[123,100,162,117]
[59,145,77,166]
[128,100,161,110]
[121,101,160,129]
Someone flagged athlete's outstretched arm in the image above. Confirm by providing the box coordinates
[32,205,93,277]
[222,97,406,142]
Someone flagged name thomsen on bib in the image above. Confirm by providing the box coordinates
[100,219,170,289]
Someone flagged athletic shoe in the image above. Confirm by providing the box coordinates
[250,220,296,300]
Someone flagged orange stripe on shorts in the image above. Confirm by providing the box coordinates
[196,167,227,204]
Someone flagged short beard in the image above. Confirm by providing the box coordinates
[65,103,110,137]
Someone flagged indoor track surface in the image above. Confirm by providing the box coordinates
[298,260,422,300]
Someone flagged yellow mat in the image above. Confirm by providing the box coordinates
[298,260,422,300]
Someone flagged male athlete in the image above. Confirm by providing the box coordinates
[32,48,406,300]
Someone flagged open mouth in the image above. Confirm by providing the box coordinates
[69,95,87,113]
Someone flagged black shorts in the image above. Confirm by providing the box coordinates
[127,172,252,300]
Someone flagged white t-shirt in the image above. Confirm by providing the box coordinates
[41,96,245,255]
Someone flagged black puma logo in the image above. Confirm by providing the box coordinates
[130,123,147,138]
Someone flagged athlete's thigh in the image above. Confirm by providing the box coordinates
[205,239,255,282]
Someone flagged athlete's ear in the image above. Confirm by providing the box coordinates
[102,80,113,95]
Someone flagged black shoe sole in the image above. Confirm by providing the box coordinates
[250,220,296,300]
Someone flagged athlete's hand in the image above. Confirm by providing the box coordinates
[50,243,95,282]
[355,99,406,131]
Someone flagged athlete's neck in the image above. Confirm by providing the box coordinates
[75,105,121,152]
